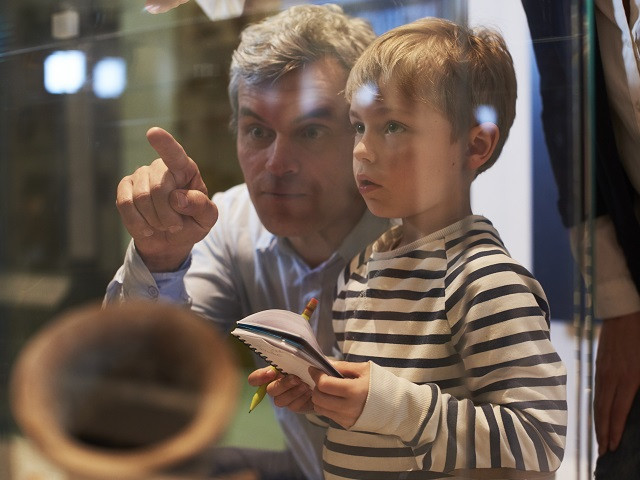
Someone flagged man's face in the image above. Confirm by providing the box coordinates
[236,57,363,239]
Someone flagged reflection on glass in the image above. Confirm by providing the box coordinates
[0,1,594,479]
[44,50,86,94]
[93,57,127,98]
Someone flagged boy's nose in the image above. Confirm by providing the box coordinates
[353,138,374,164]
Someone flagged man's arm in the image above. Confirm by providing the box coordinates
[103,239,191,305]
[106,126,217,306]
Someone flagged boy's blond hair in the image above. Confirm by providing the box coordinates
[345,17,517,173]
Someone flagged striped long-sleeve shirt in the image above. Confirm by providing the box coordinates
[324,215,567,479]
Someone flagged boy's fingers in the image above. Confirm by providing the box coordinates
[272,382,311,409]
[311,362,369,397]
[311,399,349,427]
[331,360,368,377]
[247,366,280,387]
[289,393,314,413]
[268,374,305,396]
[310,369,345,396]
[309,367,324,384]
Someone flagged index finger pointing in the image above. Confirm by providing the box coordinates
[146,127,201,190]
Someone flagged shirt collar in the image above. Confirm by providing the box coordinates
[255,210,391,264]
[335,210,391,261]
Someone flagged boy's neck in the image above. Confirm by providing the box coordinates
[399,204,473,247]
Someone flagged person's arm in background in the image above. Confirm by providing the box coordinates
[595,312,640,455]
[521,0,640,456]
[575,216,640,454]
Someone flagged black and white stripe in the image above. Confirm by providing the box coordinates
[323,216,567,479]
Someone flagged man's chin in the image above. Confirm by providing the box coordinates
[258,212,316,238]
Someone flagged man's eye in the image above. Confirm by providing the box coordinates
[249,126,266,138]
[302,125,326,140]
[385,122,405,134]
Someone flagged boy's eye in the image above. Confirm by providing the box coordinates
[352,123,365,135]
[385,122,405,134]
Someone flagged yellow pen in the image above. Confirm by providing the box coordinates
[249,366,276,413]
[301,297,318,321]
[248,298,319,413]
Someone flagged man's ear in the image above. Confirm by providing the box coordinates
[467,122,500,171]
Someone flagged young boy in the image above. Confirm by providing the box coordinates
[288,17,567,478]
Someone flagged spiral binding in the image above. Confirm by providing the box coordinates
[237,337,287,376]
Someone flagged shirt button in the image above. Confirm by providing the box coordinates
[147,285,159,298]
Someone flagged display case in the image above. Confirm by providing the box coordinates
[0,1,603,479]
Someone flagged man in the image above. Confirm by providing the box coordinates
[105,4,387,480]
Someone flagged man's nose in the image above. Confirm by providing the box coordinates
[265,136,298,176]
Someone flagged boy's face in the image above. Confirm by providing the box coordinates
[349,81,475,238]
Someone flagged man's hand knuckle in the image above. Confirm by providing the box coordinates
[132,190,151,204]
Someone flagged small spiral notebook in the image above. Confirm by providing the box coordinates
[231,309,343,386]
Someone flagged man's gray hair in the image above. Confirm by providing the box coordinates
[228,3,375,130]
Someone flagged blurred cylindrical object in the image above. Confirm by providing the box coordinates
[10,301,239,479]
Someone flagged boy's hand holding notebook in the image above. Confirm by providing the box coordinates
[231,306,343,387]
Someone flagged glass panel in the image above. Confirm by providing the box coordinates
[0,1,600,479]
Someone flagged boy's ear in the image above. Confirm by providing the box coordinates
[467,123,500,171]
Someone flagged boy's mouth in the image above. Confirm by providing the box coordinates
[356,174,381,194]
